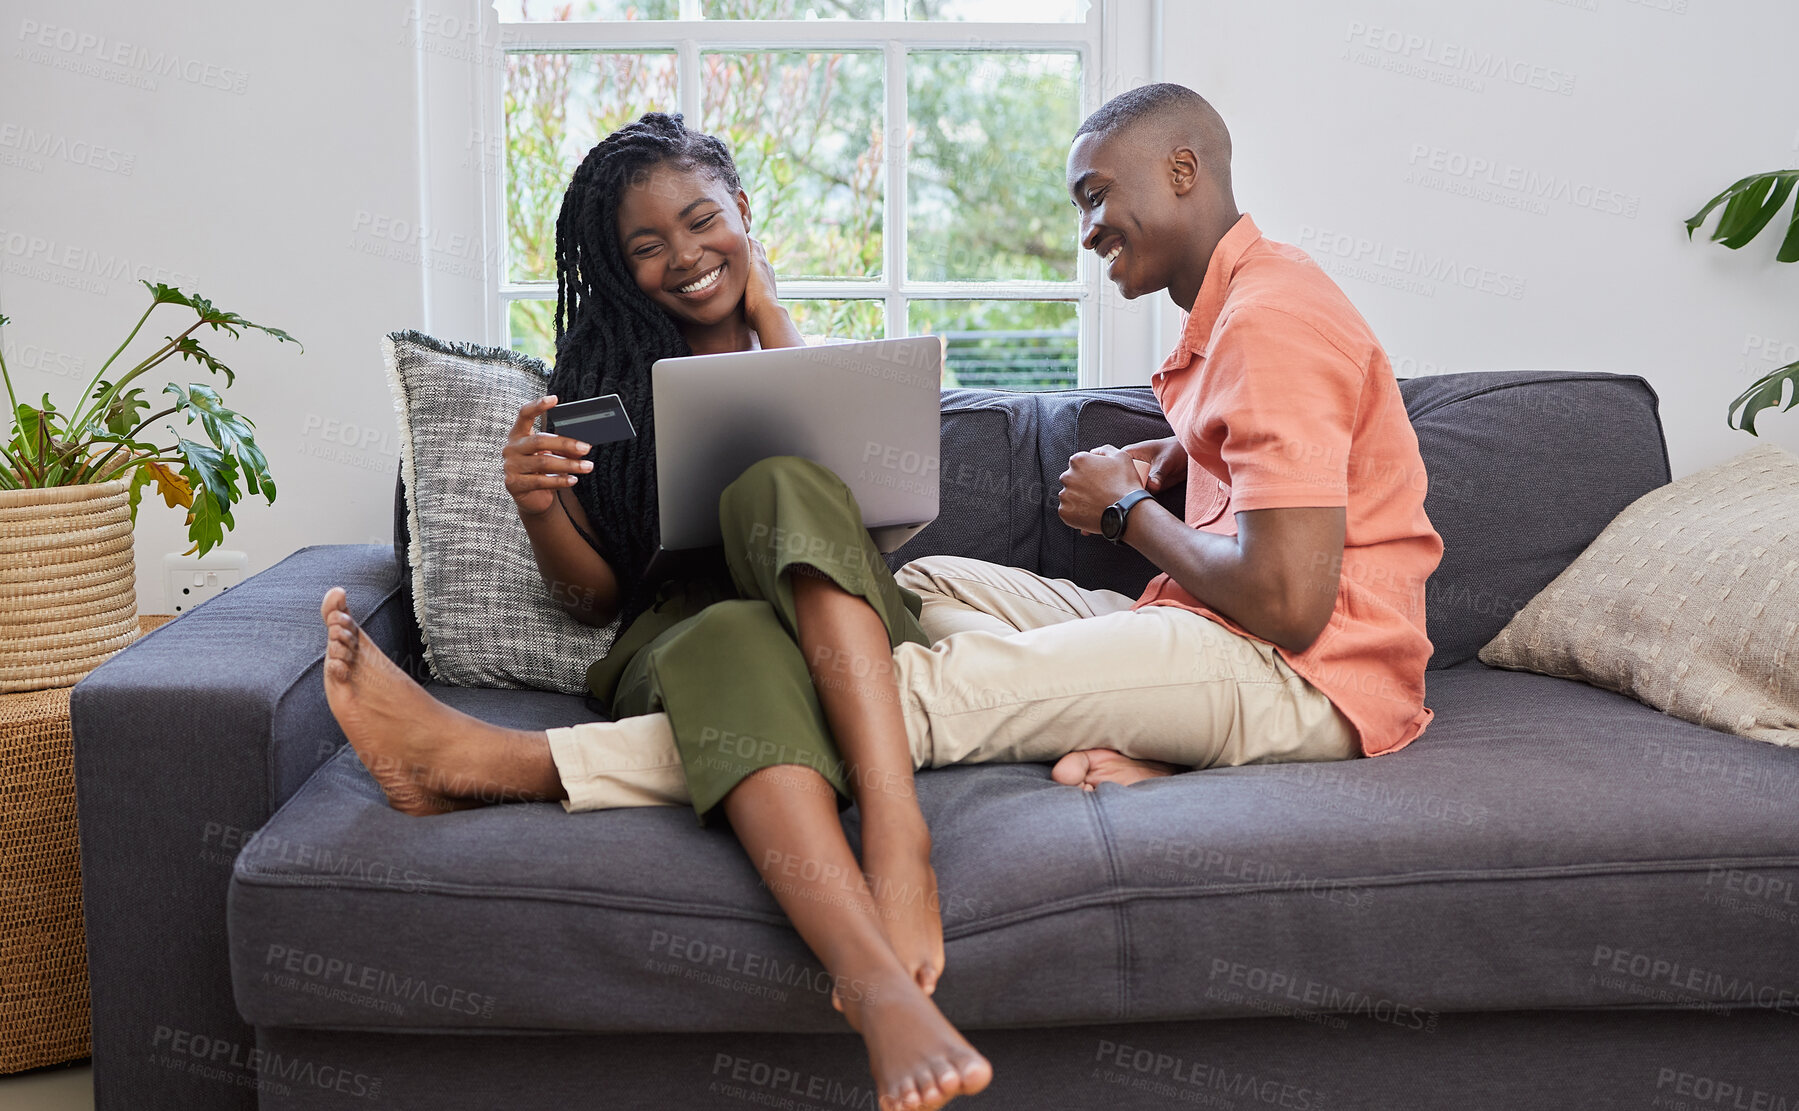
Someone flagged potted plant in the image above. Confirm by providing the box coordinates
[0,280,299,691]
[1687,170,1799,434]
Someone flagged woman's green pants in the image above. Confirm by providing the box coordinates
[583,455,932,826]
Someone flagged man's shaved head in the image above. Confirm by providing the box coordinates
[1066,83,1240,309]
[1074,83,1232,186]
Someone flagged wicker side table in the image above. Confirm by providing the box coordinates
[1,613,173,1074]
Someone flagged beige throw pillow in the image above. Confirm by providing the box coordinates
[1479,444,1799,747]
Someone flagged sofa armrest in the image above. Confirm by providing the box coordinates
[71,543,408,1111]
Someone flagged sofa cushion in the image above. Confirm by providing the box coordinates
[1400,371,1671,668]
[228,665,1799,1034]
[886,389,1046,576]
[1032,388,1186,599]
[383,329,620,694]
[1480,443,1799,746]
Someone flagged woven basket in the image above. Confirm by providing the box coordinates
[0,683,90,1073]
[0,479,140,692]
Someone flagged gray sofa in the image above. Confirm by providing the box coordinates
[72,370,1799,1110]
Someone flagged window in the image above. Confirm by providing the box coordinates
[489,0,1119,390]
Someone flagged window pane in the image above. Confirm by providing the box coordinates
[908,0,1088,21]
[907,53,1080,282]
[495,0,679,20]
[786,299,885,341]
[908,300,1077,390]
[702,0,883,18]
[509,300,558,364]
[506,51,679,283]
[703,52,884,280]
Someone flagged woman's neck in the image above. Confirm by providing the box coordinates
[682,306,756,355]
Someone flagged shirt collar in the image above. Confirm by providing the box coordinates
[1167,212,1262,364]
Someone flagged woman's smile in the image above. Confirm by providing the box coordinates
[670,262,727,300]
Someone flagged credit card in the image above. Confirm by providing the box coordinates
[547,393,636,445]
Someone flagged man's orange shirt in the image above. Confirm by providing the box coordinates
[1134,213,1444,757]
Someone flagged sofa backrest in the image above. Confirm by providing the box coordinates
[887,371,1671,670]
[395,370,1671,673]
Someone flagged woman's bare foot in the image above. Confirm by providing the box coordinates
[859,819,945,998]
[1051,748,1185,791]
[320,586,542,815]
[840,967,992,1111]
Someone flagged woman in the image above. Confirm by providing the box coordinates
[317,113,991,1111]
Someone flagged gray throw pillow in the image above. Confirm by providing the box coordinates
[381,329,620,692]
[1479,443,1799,747]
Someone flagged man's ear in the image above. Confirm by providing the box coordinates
[736,188,753,232]
[1169,146,1199,197]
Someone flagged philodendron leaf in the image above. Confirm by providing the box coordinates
[166,335,237,387]
[171,433,241,558]
[108,447,193,509]
[144,459,193,508]
[138,280,194,308]
[1729,360,1799,436]
[166,382,274,502]
[181,291,304,352]
[97,382,150,438]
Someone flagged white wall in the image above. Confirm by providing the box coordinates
[1164,0,1799,477]
[3,0,1793,613]
[2,0,427,612]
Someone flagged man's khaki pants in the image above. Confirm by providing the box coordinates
[546,554,1358,811]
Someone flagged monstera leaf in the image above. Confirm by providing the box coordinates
[1688,170,1799,435]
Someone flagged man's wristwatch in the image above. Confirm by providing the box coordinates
[1100,488,1156,543]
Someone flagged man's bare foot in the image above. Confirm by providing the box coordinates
[1051,748,1185,791]
[860,821,945,998]
[320,586,531,815]
[840,967,992,1111]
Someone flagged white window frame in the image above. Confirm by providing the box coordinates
[418,0,1164,386]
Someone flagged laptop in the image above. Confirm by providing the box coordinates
[646,336,943,579]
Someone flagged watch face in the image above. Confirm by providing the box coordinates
[1101,504,1123,541]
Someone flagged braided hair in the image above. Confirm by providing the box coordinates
[547,112,743,630]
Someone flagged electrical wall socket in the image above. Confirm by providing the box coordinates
[163,550,250,615]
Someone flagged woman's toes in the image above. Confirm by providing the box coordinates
[929,1058,962,1098]
[917,963,940,995]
